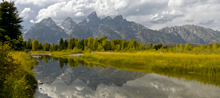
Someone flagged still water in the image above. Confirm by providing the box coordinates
[34,56,220,98]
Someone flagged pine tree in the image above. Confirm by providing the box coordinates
[64,39,68,49]
[26,39,32,50]
[0,1,23,43]
[59,38,64,50]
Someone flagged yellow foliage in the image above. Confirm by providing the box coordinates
[82,52,220,76]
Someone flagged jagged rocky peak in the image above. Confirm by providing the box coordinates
[40,17,56,27]
[65,17,73,21]
[112,15,126,23]
[88,11,98,18]
[60,17,77,30]
[79,11,102,28]
[85,11,101,23]
[102,16,112,23]
[114,15,124,20]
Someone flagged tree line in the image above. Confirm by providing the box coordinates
[23,37,220,54]
[24,37,145,52]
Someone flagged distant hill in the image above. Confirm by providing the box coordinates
[24,12,220,44]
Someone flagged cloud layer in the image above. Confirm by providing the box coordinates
[12,0,220,30]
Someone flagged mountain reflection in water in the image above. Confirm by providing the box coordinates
[34,56,220,98]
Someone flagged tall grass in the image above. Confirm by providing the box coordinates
[81,52,220,76]
[0,50,38,98]
[31,48,83,56]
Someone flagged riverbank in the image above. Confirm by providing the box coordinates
[30,49,83,56]
[0,51,38,98]
[81,52,220,76]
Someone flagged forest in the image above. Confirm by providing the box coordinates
[26,37,220,54]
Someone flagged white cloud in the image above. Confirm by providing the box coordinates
[13,0,220,30]
[20,8,33,20]
[31,0,169,23]
[168,0,200,8]
[31,0,94,23]
[150,10,184,23]
[15,0,65,6]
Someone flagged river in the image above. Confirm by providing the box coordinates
[33,56,220,98]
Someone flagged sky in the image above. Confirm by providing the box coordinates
[2,0,220,30]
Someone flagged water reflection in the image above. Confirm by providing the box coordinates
[34,56,220,98]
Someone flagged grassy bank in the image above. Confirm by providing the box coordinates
[30,49,83,56]
[0,50,38,98]
[81,52,220,76]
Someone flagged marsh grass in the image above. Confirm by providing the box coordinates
[81,52,220,76]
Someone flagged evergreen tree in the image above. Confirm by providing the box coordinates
[0,1,22,43]
[79,39,85,50]
[26,39,32,50]
[153,44,163,50]
[64,39,68,49]
[59,38,64,50]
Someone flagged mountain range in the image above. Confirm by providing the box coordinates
[24,11,220,44]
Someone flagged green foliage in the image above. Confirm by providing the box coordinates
[24,38,32,50]
[68,38,75,49]
[93,37,98,50]
[59,38,65,50]
[153,44,163,50]
[0,45,37,98]
[32,39,38,51]
[43,41,49,51]
[0,1,22,44]
[25,36,220,55]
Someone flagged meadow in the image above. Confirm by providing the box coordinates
[81,52,220,76]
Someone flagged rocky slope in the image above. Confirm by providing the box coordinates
[160,25,220,44]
